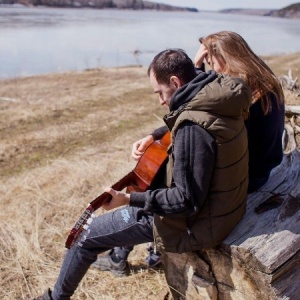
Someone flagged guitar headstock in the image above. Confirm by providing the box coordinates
[65,205,95,249]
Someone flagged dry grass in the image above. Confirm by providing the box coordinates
[0,53,299,299]
[262,52,300,104]
[0,66,168,299]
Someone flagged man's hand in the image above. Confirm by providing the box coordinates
[102,187,130,211]
[194,44,208,68]
[131,135,154,160]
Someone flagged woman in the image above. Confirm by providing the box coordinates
[193,31,285,192]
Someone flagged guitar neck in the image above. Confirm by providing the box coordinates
[89,171,135,211]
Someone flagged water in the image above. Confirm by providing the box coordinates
[1,6,300,79]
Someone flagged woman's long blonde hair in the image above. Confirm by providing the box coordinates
[200,31,284,114]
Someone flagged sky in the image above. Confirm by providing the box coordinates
[152,0,295,11]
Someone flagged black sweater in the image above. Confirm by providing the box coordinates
[245,93,285,190]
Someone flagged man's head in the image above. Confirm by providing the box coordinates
[148,49,196,106]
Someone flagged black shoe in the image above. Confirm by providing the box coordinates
[92,253,130,277]
[145,252,161,268]
[30,288,52,300]
[145,245,161,268]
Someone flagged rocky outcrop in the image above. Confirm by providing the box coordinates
[266,3,300,19]
[0,0,198,11]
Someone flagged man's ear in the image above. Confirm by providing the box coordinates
[170,76,182,89]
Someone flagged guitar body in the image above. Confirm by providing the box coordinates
[65,131,171,249]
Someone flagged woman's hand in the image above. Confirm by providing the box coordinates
[131,135,154,160]
[194,44,208,68]
[102,187,130,210]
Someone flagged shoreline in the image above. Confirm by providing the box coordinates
[0,64,145,81]
[0,51,300,82]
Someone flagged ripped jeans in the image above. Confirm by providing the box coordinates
[51,206,154,300]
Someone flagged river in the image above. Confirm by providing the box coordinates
[1,6,300,78]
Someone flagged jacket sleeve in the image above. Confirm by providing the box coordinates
[151,125,168,140]
[130,121,216,216]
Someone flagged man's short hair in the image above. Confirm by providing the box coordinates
[148,49,197,85]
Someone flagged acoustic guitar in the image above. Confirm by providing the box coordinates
[65,131,171,249]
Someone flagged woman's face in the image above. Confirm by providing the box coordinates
[206,55,225,73]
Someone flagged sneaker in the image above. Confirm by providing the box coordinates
[30,288,53,300]
[92,253,130,277]
[145,245,161,268]
[145,252,161,268]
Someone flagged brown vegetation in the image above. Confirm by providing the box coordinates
[0,52,299,299]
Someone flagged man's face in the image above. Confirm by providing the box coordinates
[149,70,177,107]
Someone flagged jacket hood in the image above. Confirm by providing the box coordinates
[169,70,217,111]
[186,74,251,118]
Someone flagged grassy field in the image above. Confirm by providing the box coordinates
[0,52,299,300]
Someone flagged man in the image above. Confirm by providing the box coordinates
[35,49,250,299]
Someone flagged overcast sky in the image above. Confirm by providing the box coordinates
[153,0,295,10]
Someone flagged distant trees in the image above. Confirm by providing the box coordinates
[0,0,195,11]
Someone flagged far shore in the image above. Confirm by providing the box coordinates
[1,4,300,19]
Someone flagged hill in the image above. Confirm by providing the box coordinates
[0,0,198,11]
[267,2,300,18]
[220,2,300,19]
